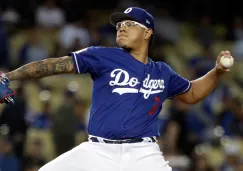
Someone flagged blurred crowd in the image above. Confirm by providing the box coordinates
[0,0,243,171]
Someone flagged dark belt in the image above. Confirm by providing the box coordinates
[89,137,156,144]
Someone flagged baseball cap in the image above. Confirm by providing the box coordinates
[109,7,154,32]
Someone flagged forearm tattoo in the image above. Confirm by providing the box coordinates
[6,56,75,81]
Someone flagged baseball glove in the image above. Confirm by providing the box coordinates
[0,72,15,104]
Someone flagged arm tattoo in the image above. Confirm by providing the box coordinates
[6,56,75,81]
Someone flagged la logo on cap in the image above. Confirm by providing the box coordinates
[124,8,132,13]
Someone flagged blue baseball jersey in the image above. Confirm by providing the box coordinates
[70,46,191,139]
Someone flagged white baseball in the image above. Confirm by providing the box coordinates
[220,56,234,68]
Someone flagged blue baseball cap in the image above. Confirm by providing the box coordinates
[109,7,154,32]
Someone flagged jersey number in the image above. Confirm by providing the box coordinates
[149,96,160,115]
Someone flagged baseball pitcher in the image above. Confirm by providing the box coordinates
[0,7,234,171]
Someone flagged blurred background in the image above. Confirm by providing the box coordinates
[0,0,243,171]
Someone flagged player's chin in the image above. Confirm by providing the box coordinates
[116,39,127,48]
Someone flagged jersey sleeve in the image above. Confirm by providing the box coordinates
[167,66,191,99]
[69,46,102,75]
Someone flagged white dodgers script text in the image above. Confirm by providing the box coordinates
[109,69,165,99]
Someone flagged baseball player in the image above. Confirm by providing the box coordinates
[0,7,233,171]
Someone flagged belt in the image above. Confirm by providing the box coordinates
[89,136,157,144]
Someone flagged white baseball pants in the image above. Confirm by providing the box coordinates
[39,136,172,171]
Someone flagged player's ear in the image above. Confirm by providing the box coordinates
[144,29,153,40]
